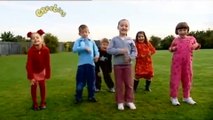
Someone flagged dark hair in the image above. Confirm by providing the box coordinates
[79,24,88,32]
[175,22,189,35]
[135,31,148,44]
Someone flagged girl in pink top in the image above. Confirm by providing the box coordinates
[169,22,201,106]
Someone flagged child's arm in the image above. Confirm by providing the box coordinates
[93,41,100,62]
[129,41,137,59]
[169,39,177,52]
[45,48,51,79]
[148,42,156,56]
[107,39,128,55]
[26,50,34,80]
[109,54,112,73]
[72,39,88,53]
[191,36,201,50]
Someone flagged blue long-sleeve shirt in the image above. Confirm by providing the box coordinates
[72,37,99,66]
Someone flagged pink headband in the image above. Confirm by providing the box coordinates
[27,29,45,38]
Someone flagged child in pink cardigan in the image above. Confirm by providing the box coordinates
[169,22,201,106]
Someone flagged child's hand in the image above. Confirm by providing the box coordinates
[85,47,91,53]
[94,56,99,62]
[141,55,146,58]
[30,79,36,86]
[97,72,101,77]
[120,48,128,54]
[192,43,201,50]
[147,52,152,56]
[169,46,177,52]
[124,55,131,63]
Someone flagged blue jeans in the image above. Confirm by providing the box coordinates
[75,64,95,101]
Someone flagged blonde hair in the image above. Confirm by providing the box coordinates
[117,19,129,27]
[100,38,109,44]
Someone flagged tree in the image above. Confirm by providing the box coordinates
[150,36,161,49]
[14,35,28,42]
[160,35,174,50]
[0,31,16,42]
[44,33,59,53]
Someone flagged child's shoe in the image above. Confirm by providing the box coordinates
[75,99,82,104]
[117,103,124,110]
[126,102,136,110]
[32,104,39,111]
[95,89,100,92]
[39,103,46,110]
[109,88,115,93]
[170,97,180,106]
[183,97,196,105]
[88,97,97,102]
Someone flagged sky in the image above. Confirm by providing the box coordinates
[0,0,212,42]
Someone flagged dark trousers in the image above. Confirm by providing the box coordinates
[75,64,95,101]
[95,71,114,90]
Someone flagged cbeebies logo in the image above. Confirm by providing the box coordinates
[35,4,66,17]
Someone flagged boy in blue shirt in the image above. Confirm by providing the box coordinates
[72,24,99,103]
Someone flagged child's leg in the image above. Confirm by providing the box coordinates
[123,65,134,102]
[170,60,182,98]
[100,65,114,89]
[103,72,114,89]
[145,79,151,91]
[95,71,102,90]
[134,75,140,92]
[39,80,46,107]
[86,64,96,100]
[75,65,86,101]
[31,83,38,108]
[114,65,124,103]
[182,62,193,98]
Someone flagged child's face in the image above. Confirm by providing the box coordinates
[177,28,188,36]
[31,33,43,46]
[79,28,90,38]
[100,42,108,51]
[137,33,145,42]
[118,20,129,36]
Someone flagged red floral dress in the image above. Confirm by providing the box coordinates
[135,42,156,80]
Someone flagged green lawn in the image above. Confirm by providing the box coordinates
[0,50,212,120]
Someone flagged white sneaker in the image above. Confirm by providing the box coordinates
[126,102,136,110]
[95,89,100,92]
[118,103,124,110]
[170,97,180,106]
[109,88,115,93]
[183,97,196,105]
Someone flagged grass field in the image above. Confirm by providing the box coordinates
[0,50,213,120]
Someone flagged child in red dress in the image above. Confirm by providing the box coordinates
[26,29,51,110]
[133,31,156,92]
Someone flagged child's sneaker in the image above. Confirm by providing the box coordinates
[88,97,97,103]
[170,97,180,106]
[32,104,39,111]
[126,102,136,110]
[39,105,46,110]
[75,99,82,104]
[95,89,100,92]
[109,88,115,93]
[39,103,47,110]
[117,103,124,110]
[183,97,196,105]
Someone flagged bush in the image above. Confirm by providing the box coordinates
[44,33,59,53]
